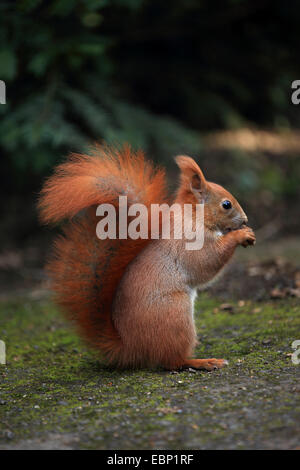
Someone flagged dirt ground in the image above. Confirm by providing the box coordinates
[0,236,299,450]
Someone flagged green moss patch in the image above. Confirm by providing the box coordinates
[0,294,299,449]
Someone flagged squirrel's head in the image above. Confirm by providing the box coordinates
[175,155,248,234]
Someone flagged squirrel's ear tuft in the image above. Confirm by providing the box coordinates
[175,155,207,195]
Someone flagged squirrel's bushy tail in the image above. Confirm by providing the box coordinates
[38,144,168,364]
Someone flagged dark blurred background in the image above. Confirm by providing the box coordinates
[0,0,299,298]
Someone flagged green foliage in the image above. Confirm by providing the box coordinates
[0,0,299,189]
[0,0,200,184]
[0,49,17,80]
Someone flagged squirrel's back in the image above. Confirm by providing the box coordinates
[38,144,168,364]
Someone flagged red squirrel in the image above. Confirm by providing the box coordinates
[39,144,256,371]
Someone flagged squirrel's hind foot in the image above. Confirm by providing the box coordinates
[180,358,229,371]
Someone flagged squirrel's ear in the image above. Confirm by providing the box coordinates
[175,155,207,197]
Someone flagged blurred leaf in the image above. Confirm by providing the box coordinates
[84,0,110,10]
[114,0,145,10]
[50,0,78,17]
[82,13,103,28]
[0,50,17,80]
[77,43,106,55]
[28,52,51,76]
[17,0,43,11]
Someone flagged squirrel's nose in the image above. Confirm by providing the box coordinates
[238,213,248,228]
[240,209,248,225]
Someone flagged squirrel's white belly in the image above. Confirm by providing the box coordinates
[190,288,197,320]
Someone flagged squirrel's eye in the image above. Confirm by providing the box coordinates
[222,200,232,210]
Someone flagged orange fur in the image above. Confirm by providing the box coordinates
[39,146,255,370]
[39,145,168,364]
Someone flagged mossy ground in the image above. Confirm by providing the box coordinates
[0,294,299,449]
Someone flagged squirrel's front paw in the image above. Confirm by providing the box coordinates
[236,226,256,247]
